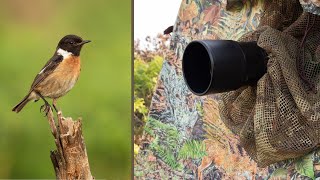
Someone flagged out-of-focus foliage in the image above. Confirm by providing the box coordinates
[134,143,140,156]
[133,56,163,143]
[134,56,163,113]
[133,34,169,166]
[133,35,169,143]
[0,0,130,179]
[133,96,148,119]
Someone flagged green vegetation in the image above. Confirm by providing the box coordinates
[133,36,166,151]
[270,153,316,179]
[178,140,207,160]
[150,137,183,170]
[134,56,163,121]
[146,118,183,170]
[134,35,206,171]
[145,118,206,170]
[295,153,315,179]
[0,0,130,179]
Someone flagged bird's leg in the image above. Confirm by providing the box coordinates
[40,104,51,116]
[36,92,51,116]
[52,99,58,112]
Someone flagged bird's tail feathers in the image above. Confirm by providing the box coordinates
[12,92,35,113]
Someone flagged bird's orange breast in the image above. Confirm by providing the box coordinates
[56,56,81,74]
[35,56,81,98]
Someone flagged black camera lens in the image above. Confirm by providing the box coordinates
[182,40,268,95]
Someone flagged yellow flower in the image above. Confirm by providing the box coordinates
[134,144,140,156]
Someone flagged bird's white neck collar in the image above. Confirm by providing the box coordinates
[57,48,73,58]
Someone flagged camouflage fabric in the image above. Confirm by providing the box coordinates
[135,0,320,179]
[300,0,320,15]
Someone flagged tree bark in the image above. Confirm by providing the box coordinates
[46,109,94,180]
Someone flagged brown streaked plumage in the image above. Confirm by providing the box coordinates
[12,34,90,114]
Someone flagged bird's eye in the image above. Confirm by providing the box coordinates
[69,41,74,44]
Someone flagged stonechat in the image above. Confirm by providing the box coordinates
[12,34,90,114]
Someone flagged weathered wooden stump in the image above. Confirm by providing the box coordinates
[46,109,93,180]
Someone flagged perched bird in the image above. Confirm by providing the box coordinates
[12,34,90,114]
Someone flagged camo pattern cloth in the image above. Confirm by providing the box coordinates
[300,0,320,15]
[143,0,320,179]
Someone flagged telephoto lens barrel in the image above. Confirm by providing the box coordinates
[182,40,268,95]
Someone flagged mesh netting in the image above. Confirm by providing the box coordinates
[218,2,320,166]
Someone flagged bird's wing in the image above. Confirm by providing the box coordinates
[30,53,63,90]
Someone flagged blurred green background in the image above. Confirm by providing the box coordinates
[0,0,130,179]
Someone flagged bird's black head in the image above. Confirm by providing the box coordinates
[57,34,90,56]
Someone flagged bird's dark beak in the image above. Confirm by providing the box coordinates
[78,40,91,46]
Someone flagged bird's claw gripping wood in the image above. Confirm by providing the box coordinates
[40,103,51,116]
